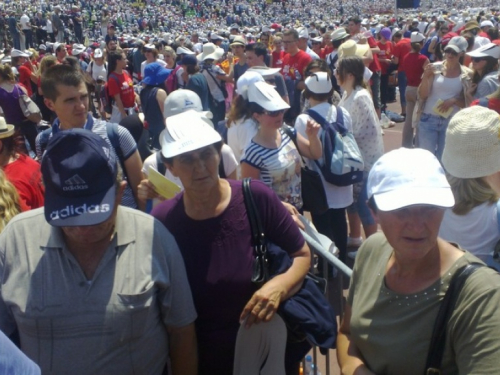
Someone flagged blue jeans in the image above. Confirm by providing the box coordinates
[417,113,450,160]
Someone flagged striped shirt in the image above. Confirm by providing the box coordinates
[242,127,302,209]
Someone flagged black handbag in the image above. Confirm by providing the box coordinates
[282,126,329,215]
[424,264,483,375]
[242,178,337,352]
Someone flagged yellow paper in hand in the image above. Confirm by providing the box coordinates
[148,166,181,199]
[432,99,454,119]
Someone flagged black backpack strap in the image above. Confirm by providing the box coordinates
[106,122,129,181]
[424,263,483,374]
[218,156,226,179]
[155,150,166,176]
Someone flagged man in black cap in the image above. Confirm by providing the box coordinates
[0,129,197,375]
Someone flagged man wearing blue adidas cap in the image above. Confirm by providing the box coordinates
[0,129,197,375]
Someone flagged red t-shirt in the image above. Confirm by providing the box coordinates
[3,154,44,211]
[400,52,428,87]
[377,41,393,75]
[367,36,381,73]
[320,46,333,60]
[471,97,500,114]
[17,65,33,97]
[393,38,412,65]
[281,50,312,81]
[272,50,285,69]
[107,71,135,108]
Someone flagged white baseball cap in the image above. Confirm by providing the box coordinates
[480,20,494,28]
[466,43,500,59]
[163,89,212,119]
[160,110,222,158]
[248,81,290,112]
[444,36,468,54]
[176,46,195,55]
[410,32,425,43]
[247,66,282,77]
[11,49,29,58]
[236,71,264,100]
[305,72,333,94]
[72,44,86,55]
[367,148,455,211]
[297,27,309,39]
[94,48,103,58]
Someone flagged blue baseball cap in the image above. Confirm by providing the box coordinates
[180,54,197,66]
[41,129,118,227]
[142,62,172,86]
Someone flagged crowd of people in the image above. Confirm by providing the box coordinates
[2,0,500,374]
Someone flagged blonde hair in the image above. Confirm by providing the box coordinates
[447,174,498,215]
[0,170,21,232]
[0,64,15,82]
[40,55,58,75]
[163,46,177,61]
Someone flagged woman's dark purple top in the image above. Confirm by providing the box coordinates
[151,179,305,375]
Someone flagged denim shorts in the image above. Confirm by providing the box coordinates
[346,173,375,226]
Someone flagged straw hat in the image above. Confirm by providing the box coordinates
[338,40,369,59]
[0,117,15,139]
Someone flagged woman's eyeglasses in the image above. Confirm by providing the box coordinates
[263,109,285,117]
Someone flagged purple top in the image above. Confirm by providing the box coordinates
[152,179,305,375]
[0,85,26,125]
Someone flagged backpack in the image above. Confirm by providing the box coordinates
[421,36,438,58]
[307,108,364,186]
[100,73,120,114]
[165,65,181,94]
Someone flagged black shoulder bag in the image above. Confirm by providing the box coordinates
[424,263,483,375]
[282,125,328,215]
[242,178,337,354]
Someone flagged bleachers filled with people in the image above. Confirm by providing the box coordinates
[2,0,500,374]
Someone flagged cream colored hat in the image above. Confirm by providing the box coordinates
[442,106,500,178]
[338,40,369,59]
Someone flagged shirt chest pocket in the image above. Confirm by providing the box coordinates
[114,283,155,340]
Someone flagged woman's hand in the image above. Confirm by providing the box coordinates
[137,178,163,203]
[437,98,456,112]
[282,201,305,230]
[240,278,286,328]
[305,119,321,139]
[423,63,435,79]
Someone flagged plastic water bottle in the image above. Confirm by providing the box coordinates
[310,364,322,375]
[304,355,313,375]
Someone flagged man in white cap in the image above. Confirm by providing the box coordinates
[296,26,319,60]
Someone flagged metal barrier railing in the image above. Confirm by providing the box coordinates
[299,228,353,375]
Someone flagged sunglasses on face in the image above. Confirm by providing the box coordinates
[263,109,285,117]
[471,57,486,62]
[444,49,458,56]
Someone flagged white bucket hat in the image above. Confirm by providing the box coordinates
[197,43,224,62]
[367,148,455,211]
[442,106,500,179]
[160,110,222,158]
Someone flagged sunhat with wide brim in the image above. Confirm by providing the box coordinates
[197,43,225,62]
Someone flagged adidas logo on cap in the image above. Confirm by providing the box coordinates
[63,175,88,191]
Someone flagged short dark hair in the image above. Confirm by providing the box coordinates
[41,64,86,101]
[283,29,299,41]
[245,42,267,58]
[349,17,362,25]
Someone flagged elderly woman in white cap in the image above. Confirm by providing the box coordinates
[417,36,472,160]
[137,89,238,209]
[337,147,500,375]
[151,110,310,375]
[241,81,322,211]
[439,106,500,269]
[198,42,231,126]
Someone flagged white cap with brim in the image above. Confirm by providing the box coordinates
[444,36,468,54]
[11,49,29,57]
[466,43,500,59]
[161,110,222,158]
[305,72,333,94]
[248,81,290,112]
[163,89,212,119]
[247,66,282,77]
[176,46,195,55]
[367,148,455,211]
[236,71,264,99]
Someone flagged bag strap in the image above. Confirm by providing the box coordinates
[242,178,267,258]
[204,67,225,92]
[282,125,307,166]
[478,97,489,108]
[105,122,129,182]
[307,107,346,135]
[424,263,483,375]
